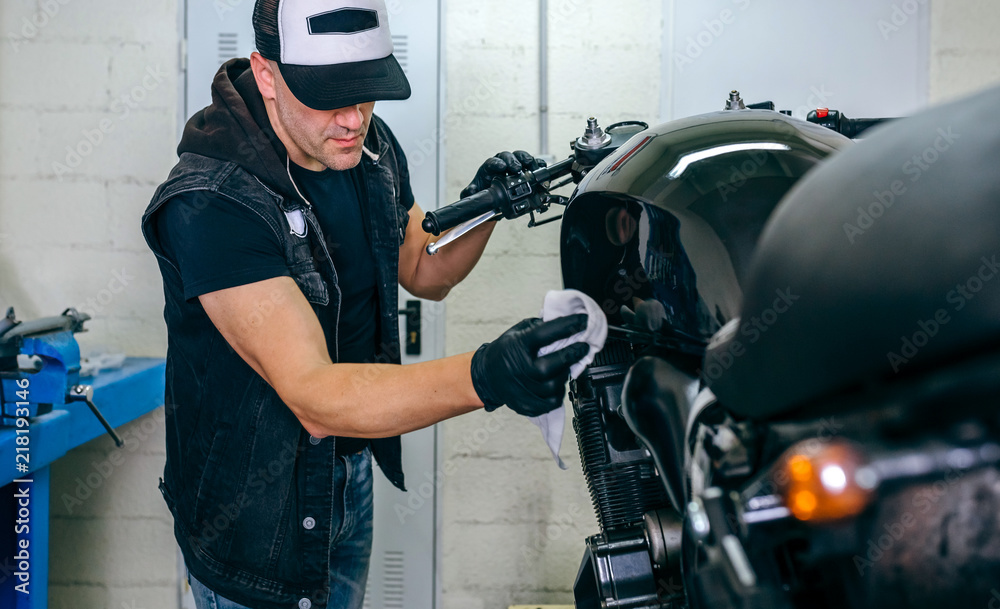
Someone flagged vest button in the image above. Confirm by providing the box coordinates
[302,517,316,530]
[308,435,321,445]
[298,598,312,609]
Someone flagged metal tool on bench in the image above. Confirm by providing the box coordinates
[0,307,123,447]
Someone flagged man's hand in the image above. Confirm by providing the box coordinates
[398,149,546,301]
[471,314,590,417]
[461,150,547,198]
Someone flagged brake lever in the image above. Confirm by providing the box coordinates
[426,210,501,256]
[526,194,570,228]
[528,211,563,228]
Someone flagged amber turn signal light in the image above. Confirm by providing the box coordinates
[773,440,874,522]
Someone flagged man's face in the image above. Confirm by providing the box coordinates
[270,62,375,172]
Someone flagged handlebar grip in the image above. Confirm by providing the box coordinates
[842,118,892,138]
[807,109,895,139]
[422,186,501,235]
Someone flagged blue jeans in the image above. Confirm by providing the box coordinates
[189,448,374,609]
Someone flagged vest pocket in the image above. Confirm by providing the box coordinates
[290,267,330,306]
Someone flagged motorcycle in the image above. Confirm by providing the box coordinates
[665,84,1000,608]
[422,87,1000,608]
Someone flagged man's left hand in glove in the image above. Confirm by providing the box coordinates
[461,150,547,198]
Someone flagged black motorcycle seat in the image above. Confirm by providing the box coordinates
[705,84,1000,420]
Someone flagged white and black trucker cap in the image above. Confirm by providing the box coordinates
[253,0,411,111]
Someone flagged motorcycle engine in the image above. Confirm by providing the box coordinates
[570,335,676,609]
[573,338,665,532]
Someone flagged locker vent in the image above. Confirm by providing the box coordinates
[384,550,405,608]
[392,35,409,73]
[218,32,239,65]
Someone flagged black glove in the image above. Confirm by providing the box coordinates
[471,314,590,417]
[461,150,547,198]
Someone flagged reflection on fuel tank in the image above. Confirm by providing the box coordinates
[605,205,638,247]
[571,200,721,342]
[638,205,715,340]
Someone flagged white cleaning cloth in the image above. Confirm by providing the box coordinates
[531,289,609,469]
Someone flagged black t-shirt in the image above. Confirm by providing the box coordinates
[156,161,413,455]
[287,163,377,365]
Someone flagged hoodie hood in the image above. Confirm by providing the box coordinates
[178,58,302,204]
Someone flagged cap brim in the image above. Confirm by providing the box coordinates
[278,54,411,111]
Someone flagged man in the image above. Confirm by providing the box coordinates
[141,1,590,608]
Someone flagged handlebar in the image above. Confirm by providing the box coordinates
[422,156,577,236]
[422,184,502,236]
[807,108,895,138]
[840,117,892,138]
[422,118,649,243]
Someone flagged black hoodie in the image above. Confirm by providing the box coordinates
[178,58,302,203]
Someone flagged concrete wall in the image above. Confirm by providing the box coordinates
[0,0,178,607]
[440,2,663,607]
[929,0,1000,103]
[0,0,996,608]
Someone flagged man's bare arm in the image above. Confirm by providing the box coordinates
[397,201,495,301]
[199,276,484,439]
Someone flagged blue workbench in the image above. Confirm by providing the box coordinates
[0,357,166,609]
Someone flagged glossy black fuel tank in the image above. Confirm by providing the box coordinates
[705,84,1000,421]
[561,110,850,353]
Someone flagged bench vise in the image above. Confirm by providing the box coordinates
[0,307,122,446]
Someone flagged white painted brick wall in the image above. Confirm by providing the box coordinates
[0,0,178,607]
[49,411,175,609]
[0,0,174,352]
[930,0,1000,103]
[441,1,663,605]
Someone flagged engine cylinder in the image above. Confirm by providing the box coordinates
[572,337,670,533]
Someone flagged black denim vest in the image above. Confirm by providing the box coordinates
[141,116,407,609]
